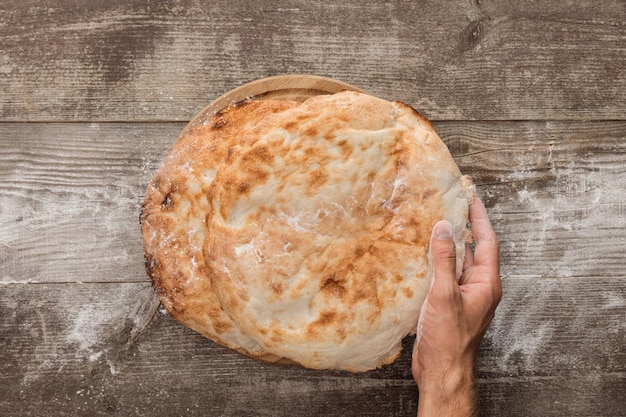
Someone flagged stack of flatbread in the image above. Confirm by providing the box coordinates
[140,90,474,372]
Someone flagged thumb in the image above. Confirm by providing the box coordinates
[428,220,458,301]
[413,220,458,356]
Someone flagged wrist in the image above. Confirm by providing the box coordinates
[417,365,477,417]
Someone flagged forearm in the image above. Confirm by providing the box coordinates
[416,367,478,417]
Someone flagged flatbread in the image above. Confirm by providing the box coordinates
[141,91,474,372]
[140,99,300,361]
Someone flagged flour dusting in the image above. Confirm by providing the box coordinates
[487,278,559,371]
[67,304,105,352]
[493,138,626,279]
[63,287,152,376]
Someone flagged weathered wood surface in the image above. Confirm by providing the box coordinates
[1,0,625,416]
[1,277,624,416]
[0,0,624,121]
[2,120,625,416]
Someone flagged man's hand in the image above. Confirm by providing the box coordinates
[412,197,501,417]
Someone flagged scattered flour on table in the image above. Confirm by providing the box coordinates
[67,304,106,353]
[64,294,140,376]
[487,278,559,372]
[493,139,626,279]
[56,288,152,380]
[602,293,626,310]
[484,138,626,373]
[22,285,159,390]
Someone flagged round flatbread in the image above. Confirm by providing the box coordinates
[141,90,474,371]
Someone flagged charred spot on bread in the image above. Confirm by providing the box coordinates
[161,192,174,209]
[211,118,227,129]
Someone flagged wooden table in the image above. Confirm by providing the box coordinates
[1,1,624,416]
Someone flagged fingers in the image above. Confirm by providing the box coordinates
[428,220,459,301]
[469,197,499,260]
[469,198,499,267]
[468,197,502,301]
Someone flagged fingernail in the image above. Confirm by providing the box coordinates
[434,221,454,240]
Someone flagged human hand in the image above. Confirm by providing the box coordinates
[412,197,501,417]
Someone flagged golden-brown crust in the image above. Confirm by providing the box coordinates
[141,91,474,372]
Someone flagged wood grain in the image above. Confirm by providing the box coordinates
[0,0,624,121]
[2,121,624,283]
[1,278,623,417]
[0,122,181,284]
[1,0,625,415]
[437,120,626,279]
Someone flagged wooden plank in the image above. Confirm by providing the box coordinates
[477,275,626,417]
[477,373,626,417]
[0,0,624,121]
[0,278,623,416]
[0,122,183,284]
[0,282,417,417]
[2,121,625,283]
[438,120,626,279]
